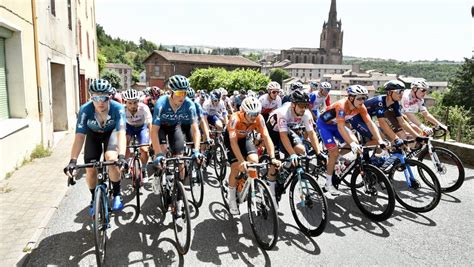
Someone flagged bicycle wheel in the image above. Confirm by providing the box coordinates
[155,170,169,214]
[133,158,141,214]
[172,181,192,255]
[190,162,204,207]
[93,188,108,267]
[388,159,441,213]
[220,176,230,211]
[417,146,465,193]
[247,179,279,250]
[351,164,395,221]
[289,173,328,236]
[213,143,228,182]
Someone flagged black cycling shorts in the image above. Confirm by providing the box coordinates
[269,129,303,157]
[224,130,257,164]
[158,124,185,155]
[84,129,119,164]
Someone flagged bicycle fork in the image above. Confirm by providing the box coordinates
[296,168,309,207]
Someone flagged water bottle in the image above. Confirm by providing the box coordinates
[334,161,342,176]
[236,178,245,193]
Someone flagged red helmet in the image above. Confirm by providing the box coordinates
[151,86,160,97]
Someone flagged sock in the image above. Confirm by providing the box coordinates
[112,181,121,197]
[325,173,333,187]
[267,180,276,197]
[228,186,236,201]
[90,189,95,202]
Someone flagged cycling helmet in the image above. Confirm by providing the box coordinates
[248,91,256,97]
[383,80,405,91]
[89,79,113,94]
[290,82,303,91]
[240,89,247,95]
[143,87,151,96]
[210,90,221,100]
[218,87,228,96]
[411,80,429,90]
[267,81,281,91]
[233,90,239,96]
[122,88,140,101]
[319,82,332,92]
[111,87,117,95]
[167,75,189,91]
[309,82,318,89]
[347,85,368,96]
[150,86,160,97]
[290,90,310,103]
[187,87,196,99]
[240,97,262,114]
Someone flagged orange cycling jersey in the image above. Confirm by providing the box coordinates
[319,99,371,124]
[227,111,268,140]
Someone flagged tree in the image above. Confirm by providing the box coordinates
[189,67,270,92]
[442,58,474,112]
[97,52,107,73]
[100,69,122,89]
[269,68,290,85]
[172,46,177,53]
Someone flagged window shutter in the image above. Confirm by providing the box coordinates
[0,38,9,120]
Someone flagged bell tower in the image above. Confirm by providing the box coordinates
[320,0,343,64]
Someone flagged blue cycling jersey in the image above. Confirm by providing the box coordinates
[76,100,126,134]
[152,96,197,126]
[194,102,203,119]
[365,95,402,118]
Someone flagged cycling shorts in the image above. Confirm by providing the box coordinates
[207,114,222,126]
[316,118,345,150]
[268,129,303,157]
[84,129,119,164]
[158,124,185,155]
[224,130,257,164]
[126,123,150,145]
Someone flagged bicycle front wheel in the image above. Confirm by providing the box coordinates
[93,188,108,267]
[389,159,441,213]
[248,179,279,250]
[213,143,228,182]
[289,173,328,236]
[172,181,192,255]
[351,164,395,221]
[417,146,465,193]
[133,158,141,214]
[190,162,204,207]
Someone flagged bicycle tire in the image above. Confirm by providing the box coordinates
[388,159,441,213]
[350,164,395,221]
[190,162,204,207]
[93,187,108,267]
[157,170,169,214]
[172,181,192,255]
[220,176,230,211]
[417,146,465,192]
[289,173,328,236]
[213,143,228,182]
[133,158,141,214]
[247,179,279,250]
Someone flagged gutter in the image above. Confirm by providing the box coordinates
[31,0,44,145]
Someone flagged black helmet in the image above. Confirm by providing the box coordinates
[384,80,405,91]
[290,82,303,91]
[290,90,309,103]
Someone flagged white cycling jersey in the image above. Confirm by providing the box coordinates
[400,89,427,113]
[259,94,282,115]
[125,102,152,127]
[203,99,227,117]
[267,102,314,132]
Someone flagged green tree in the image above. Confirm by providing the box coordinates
[100,69,122,89]
[269,68,290,85]
[189,67,270,92]
[442,58,474,112]
[97,52,107,73]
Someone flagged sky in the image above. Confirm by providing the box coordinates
[96,0,473,61]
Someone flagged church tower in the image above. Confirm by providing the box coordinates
[320,0,343,64]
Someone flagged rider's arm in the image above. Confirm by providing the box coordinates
[361,109,383,143]
[117,129,127,155]
[151,125,161,155]
[378,117,398,141]
[338,121,356,145]
[230,135,245,162]
[70,133,86,160]
[404,112,423,127]
[307,130,321,154]
[200,117,210,141]
[280,131,297,155]
[191,121,201,151]
[421,110,443,126]
[397,116,420,138]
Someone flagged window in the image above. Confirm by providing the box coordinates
[0,38,9,120]
[303,55,307,63]
[51,0,56,16]
[86,32,90,59]
[295,56,299,63]
[154,66,160,76]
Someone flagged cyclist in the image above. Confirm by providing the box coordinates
[317,85,384,195]
[64,79,128,215]
[267,89,323,173]
[282,81,303,104]
[110,87,123,104]
[308,82,332,121]
[143,86,161,114]
[400,80,448,135]
[232,89,247,111]
[122,88,152,182]
[203,90,228,132]
[187,87,211,144]
[225,97,280,215]
[259,81,282,121]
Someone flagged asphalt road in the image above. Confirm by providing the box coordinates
[25,164,474,266]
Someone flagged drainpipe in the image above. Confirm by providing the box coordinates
[76,54,80,111]
[31,0,44,145]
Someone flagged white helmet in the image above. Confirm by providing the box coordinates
[267,81,281,91]
[347,85,368,96]
[411,80,429,90]
[122,88,140,101]
[233,90,239,96]
[319,82,332,91]
[248,91,256,97]
[240,97,262,114]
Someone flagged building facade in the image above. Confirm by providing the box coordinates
[144,51,260,88]
[284,63,352,80]
[104,63,132,90]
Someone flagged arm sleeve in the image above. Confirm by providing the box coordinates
[152,102,161,126]
[75,105,89,134]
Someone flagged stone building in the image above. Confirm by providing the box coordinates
[104,63,132,90]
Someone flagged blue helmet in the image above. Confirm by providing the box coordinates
[89,79,113,94]
[210,90,221,100]
[309,82,318,89]
[187,87,196,99]
[168,75,190,91]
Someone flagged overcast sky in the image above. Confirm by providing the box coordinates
[96,0,473,61]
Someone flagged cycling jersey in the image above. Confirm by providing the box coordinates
[319,99,371,125]
[309,92,330,116]
[194,101,203,119]
[364,95,402,118]
[152,96,197,126]
[400,89,427,113]
[267,103,314,132]
[202,99,227,117]
[227,111,267,140]
[259,94,282,115]
[76,100,126,134]
[125,102,152,127]
[143,95,158,114]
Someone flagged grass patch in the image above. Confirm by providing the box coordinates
[5,172,12,179]
[0,183,13,193]
[30,144,52,159]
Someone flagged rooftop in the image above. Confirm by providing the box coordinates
[285,63,352,70]
[144,51,260,67]
[105,63,132,69]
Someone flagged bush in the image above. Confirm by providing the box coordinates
[189,68,270,92]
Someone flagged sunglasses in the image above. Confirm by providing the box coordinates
[296,103,308,109]
[91,95,110,102]
[270,91,279,95]
[355,96,368,101]
[247,112,259,118]
[174,90,187,97]
[127,100,139,104]
[420,89,429,93]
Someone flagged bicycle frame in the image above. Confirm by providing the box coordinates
[388,149,417,188]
